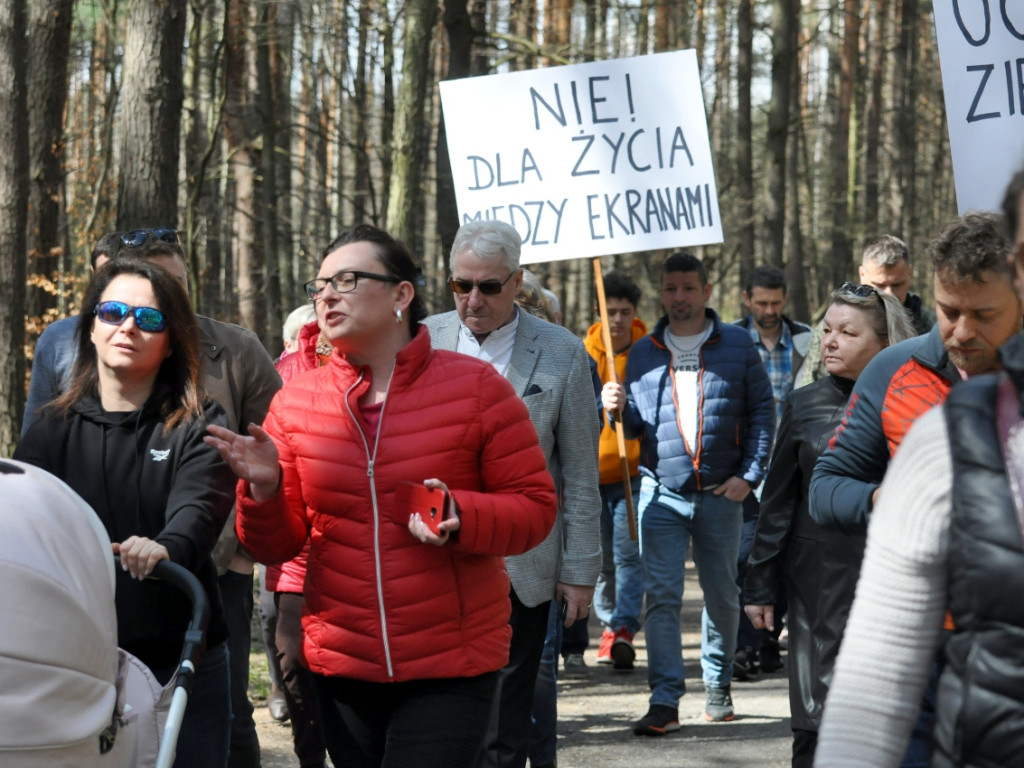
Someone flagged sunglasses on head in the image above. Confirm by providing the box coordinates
[448,271,516,296]
[94,301,168,332]
[121,228,179,248]
[837,282,880,299]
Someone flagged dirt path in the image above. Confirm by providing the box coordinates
[252,568,793,767]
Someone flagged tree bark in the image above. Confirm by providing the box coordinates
[385,0,438,256]
[736,0,755,282]
[893,0,918,241]
[827,0,858,289]
[764,0,797,268]
[438,0,474,265]
[223,0,264,335]
[116,0,187,229]
[25,0,73,330]
[0,0,28,453]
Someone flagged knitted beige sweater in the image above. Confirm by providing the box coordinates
[815,405,952,767]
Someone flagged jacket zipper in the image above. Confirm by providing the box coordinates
[344,367,397,679]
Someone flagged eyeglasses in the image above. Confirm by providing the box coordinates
[121,228,179,248]
[94,300,168,332]
[448,271,516,296]
[304,270,400,300]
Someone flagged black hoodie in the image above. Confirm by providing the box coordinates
[14,387,234,680]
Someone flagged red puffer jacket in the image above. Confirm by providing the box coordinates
[236,327,557,682]
[265,319,321,593]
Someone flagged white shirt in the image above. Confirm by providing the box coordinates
[455,309,520,379]
[665,323,712,453]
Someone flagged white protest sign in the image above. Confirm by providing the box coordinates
[933,1,1024,213]
[439,50,723,265]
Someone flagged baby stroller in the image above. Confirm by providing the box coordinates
[0,459,209,767]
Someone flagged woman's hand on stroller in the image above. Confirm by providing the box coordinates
[113,536,169,580]
[205,423,281,501]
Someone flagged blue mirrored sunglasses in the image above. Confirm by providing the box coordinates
[94,301,168,332]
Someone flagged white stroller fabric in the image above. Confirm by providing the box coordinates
[0,460,169,767]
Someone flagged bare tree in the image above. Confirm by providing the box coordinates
[736,0,754,283]
[764,0,798,268]
[25,0,73,332]
[0,0,28,453]
[116,0,187,229]
[223,0,264,337]
[385,0,439,256]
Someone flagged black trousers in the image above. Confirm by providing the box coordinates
[476,590,552,768]
[276,592,327,767]
[316,671,499,768]
[218,569,261,768]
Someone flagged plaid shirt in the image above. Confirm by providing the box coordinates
[746,322,794,427]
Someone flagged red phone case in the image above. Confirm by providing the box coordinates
[394,482,449,534]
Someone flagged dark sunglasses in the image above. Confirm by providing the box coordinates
[94,301,168,332]
[304,270,400,301]
[121,228,179,248]
[837,282,880,299]
[448,271,516,296]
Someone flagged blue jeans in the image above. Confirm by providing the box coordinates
[174,640,232,768]
[593,482,644,635]
[638,476,742,707]
[528,600,564,766]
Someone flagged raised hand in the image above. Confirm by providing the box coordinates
[205,422,281,501]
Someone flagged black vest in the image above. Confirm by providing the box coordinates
[937,371,1024,767]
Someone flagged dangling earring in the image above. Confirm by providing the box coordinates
[395,307,403,324]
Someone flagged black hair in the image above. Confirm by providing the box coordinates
[743,265,786,296]
[602,269,641,307]
[91,231,124,269]
[322,224,428,329]
[663,251,707,286]
[53,259,203,433]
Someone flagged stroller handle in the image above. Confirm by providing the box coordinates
[111,555,211,671]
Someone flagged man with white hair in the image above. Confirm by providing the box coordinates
[425,220,600,768]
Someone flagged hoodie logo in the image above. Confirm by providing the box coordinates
[150,449,171,462]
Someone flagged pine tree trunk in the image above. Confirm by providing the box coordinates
[116,0,187,229]
[25,0,73,331]
[0,0,28,453]
[385,0,438,256]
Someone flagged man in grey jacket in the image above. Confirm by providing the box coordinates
[424,220,601,768]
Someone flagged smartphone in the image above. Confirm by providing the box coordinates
[394,481,450,535]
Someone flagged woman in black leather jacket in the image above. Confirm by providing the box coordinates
[742,283,916,768]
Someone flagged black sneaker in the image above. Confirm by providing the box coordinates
[633,704,680,736]
[704,685,735,722]
[759,637,784,673]
[733,645,759,681]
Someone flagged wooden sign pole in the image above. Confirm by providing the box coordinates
[592,258,638,541]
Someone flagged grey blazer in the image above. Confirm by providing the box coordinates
[424,310,602,606]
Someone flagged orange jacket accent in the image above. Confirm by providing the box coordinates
[585,318,647,484]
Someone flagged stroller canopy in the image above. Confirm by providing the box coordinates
[0,459,119,756]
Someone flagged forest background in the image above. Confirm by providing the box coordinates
[0,0,967,452]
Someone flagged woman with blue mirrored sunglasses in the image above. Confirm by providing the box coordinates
[14,258,235,768]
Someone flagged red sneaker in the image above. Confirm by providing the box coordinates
[596,629,615,664]
[611,626,636,670]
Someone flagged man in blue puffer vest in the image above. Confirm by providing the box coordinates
[602,251,775,736]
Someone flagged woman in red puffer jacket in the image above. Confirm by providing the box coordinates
[207,225,556,768]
